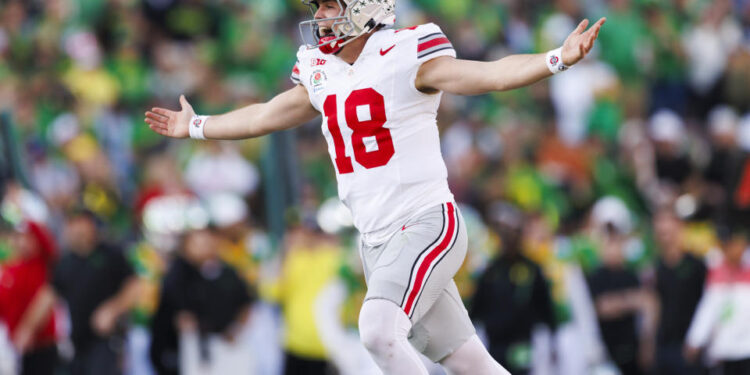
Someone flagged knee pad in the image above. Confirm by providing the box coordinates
[358,299,411,355]
[440,335,511,375]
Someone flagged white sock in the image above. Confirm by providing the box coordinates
[358,299,428,375]
[440,335,511,375]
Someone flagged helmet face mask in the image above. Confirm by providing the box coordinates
[299,0,396,54]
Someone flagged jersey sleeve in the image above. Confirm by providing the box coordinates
[290,62,301,85]
[415,23,456,63]
[290,46,307,85]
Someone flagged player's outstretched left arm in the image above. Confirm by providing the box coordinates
[416,18,606,96]
[144,84,318,140]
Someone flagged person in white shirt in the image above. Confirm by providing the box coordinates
[685,226,750,375]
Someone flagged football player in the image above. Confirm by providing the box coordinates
[145,1,605,373]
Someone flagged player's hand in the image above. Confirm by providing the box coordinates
[144,95,195,138]
[561,17,606,66]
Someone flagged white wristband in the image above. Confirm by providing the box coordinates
[189,115,209,140]
[545,47,569,74]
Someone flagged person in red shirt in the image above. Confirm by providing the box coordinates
[0,221,59,375]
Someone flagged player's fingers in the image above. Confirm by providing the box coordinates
[145,116,168,129]
[583,25,596,39]
[575,19,589,34]
[145,117,167,127]
[144,118,166,129]
[594,23,603,39]
[586,33,596,50]
[594,19,604,33]
[585,20,604,40]
[151,107,175,118]
[587,25,602,49]
[145,119,167,131]
[585,18,604,35]
[145,111,168,122]
[146,120,169,135]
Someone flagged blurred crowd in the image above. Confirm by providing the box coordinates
[1,0,750,374]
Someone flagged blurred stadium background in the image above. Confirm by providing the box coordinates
[1,0,750,374]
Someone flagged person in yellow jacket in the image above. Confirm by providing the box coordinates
[261,224,343,375]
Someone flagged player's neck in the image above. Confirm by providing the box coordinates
[338,31,375,65]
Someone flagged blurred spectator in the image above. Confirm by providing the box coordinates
[726,115,750,228]
[724,47,750,111]
[52,210,140,375]
[1,182,50,227]
[644,3,688,115]
[205,192,270,290]
[95,107,137,201]
[549,49,619,146]
[0,221,58,375]
[649,110,692,189]
[149,227,253,375]
[184,142,260,199]
[0,322,17,375]
[703,106,741,219]
[595,0,648,83]
[685,226,750,375]
[587,200,657,375]
[470,203,557,375]
[683,0,743,119]
[652,208,707,375]
[134,153,193,228]
[261,224,344,375]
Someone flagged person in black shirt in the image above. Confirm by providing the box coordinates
[52,210,141,375]
[652,209,706,375]
[702,108,740,221]
[149,227,253,375]
[470,204,556,375]
[587,224,657,375]
[650,110,693,188]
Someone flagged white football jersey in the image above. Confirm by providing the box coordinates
[291,23,456,235]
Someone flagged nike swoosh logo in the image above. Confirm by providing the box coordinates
[380,45,395,56]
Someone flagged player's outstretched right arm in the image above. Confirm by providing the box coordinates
[416,18,605,96]
[144,84,319,140]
